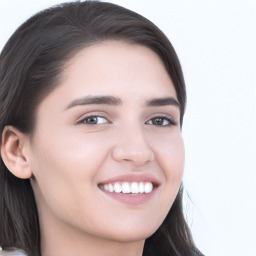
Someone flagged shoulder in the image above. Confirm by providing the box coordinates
[0,249,27,256]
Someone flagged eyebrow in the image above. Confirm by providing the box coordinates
[145,97,180,107]
[64,95,180,110]
[65,96,122,110]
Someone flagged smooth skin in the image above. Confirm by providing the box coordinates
[1,41,185,256]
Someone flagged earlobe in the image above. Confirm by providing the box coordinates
[1,126,32,179]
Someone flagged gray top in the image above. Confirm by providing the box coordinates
[0,249,27,256]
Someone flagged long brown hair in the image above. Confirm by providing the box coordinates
[0,1,202,255]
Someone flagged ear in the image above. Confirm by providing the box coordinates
[1,126,32,179]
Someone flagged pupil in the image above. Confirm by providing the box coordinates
[153,118,163,125]
[87,117,97,124]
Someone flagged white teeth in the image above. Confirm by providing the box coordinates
[108,184,114,192]
[131,182,139,193]
[114,183,122,193]
[139,182,145,193]
[100,182,154,194]
[122,182,131,194]
[144,182,153,193]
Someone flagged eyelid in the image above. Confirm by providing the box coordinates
[146,114,177,126]
[75,112,111,125]
[74,111,178,126]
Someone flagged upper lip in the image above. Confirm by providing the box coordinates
[98,173,161,187]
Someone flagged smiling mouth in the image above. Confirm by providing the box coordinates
[98,181,154,194]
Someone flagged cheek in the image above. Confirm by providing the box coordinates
[31,126,106,175]
[167,136,184,178]
[154,131,185,176]
[165,134,184,193]
[153,132,185,202]
[29,130,107,213]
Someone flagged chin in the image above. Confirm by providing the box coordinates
[102,225,158,243]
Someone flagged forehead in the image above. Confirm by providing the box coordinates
[58,41,177,99]
[35,40,178,118]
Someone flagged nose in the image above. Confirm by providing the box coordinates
[112,126,155,166]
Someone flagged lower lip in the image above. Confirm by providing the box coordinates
[99,188,157,206]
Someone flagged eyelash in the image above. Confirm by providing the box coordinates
[77,114,177,127]
[77,115,109,125]
[146,115,177,127]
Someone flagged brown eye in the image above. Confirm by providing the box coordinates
[146,116,176,126]
[151,117,165,125]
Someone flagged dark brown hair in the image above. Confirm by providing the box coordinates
[0,1,202,255]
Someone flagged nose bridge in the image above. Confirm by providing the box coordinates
[112,122,154,165]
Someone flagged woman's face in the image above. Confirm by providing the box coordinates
[28,41,184,244]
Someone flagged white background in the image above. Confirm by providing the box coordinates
[0,1,255,256]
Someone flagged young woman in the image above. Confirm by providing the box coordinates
[0,1,203,256]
